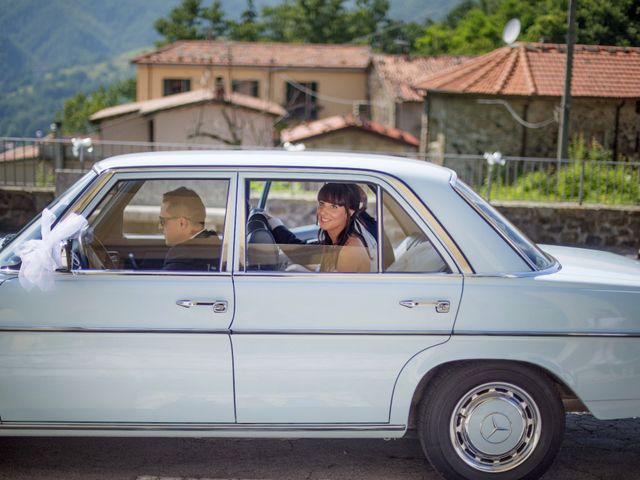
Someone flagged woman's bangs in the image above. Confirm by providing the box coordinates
[317,183,347,206]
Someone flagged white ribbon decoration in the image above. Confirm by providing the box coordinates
[15,208,88,291]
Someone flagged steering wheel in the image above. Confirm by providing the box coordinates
[76,226,116,270]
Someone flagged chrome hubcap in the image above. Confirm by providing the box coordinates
[450,382,541,473]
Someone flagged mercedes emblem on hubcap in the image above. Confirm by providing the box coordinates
[480,412,513,444]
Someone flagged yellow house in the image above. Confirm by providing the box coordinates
[132,40,372,122]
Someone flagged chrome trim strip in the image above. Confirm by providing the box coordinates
[231,329,451,336]
[0,422,406,433]
[233,271,462,280]
[3,328,635,337]
[454,331,640,338]
[66,270,233,277]
[376,184,383,272]
[0,327,450,335]
[464,262,561,278]
[0,327,230,334]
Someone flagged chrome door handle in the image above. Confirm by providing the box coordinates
[400,300,450,313]
[176,300,228,313]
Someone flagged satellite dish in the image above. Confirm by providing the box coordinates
[502,18,521,45]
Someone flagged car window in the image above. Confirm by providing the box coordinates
[76,178,229,272]
[453,180,554,270]
[382,190,450,274]
[245,179,378,273]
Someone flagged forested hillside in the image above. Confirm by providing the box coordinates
[0,0,454,137]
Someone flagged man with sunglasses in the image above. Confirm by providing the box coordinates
[159,187,221,271]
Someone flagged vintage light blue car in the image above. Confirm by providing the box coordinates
[0,151,638,480]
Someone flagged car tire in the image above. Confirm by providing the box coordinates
[418,362,565,480]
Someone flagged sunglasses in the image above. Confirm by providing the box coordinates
[158,216,181,227]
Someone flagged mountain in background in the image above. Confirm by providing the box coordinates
[0,0,456,137]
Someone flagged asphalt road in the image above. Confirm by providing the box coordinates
[0,414,638,480]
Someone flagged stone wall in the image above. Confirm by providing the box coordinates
[426,93,640,160]
[2,188,637,255]
[0,188,54,234]
[495,202,640,252]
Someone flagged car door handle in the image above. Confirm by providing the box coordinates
[176,300,228,313]
[399,300,450,313]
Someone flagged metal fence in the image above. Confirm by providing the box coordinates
[1,137,638,206]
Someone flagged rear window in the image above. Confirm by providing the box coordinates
[454,180,554,270]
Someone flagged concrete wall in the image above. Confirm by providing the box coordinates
[426,93,640,160]
[100,115,150,143]
[99,104,277,146]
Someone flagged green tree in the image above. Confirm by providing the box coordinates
[345,0,390,41]
[228,0,263,41]
[56,78,136,134]
[201,0,228,39]
[415,0,640,56]
[154,0,203,46]
[261,1,304,42]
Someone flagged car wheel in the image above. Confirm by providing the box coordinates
[418,362,565,480]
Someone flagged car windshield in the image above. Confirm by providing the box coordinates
[453,179,555,270]
[0,170,97,269]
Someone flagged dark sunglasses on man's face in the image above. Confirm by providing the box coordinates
[158,216,181,227]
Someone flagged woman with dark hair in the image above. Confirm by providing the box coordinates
[264,182,377,272]
[315,183,375,272]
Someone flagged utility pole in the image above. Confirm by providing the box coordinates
[557,0,577,161]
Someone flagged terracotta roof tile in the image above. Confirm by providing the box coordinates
[281,113,419,146]
[372,54,470,101]
[415,43,640,98]
[90,88,286,122]
[0,144,40,162]
[133,40,371,70]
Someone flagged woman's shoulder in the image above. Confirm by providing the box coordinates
[344,234,365,248]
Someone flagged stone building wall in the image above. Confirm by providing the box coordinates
[368,68,395,130]
[426,93,640,160]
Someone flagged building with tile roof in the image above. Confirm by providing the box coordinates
[132,40,372,122]
[369,54,469,138]
[280,113,418,154]
[90,89,286,147]
[414,43,640,160]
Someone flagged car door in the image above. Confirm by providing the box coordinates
[231,171,465,425]
[0,169,237,425]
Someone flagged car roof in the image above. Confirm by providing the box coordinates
[93,150,454,184]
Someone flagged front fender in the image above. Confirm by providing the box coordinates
[389,335,640,423]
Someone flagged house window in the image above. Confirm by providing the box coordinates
[285,81,318,120]
[232,80,259,98]
[163,79,191,96]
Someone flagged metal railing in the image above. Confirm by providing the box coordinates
[1,137,638,206]
[436,153,640,206]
